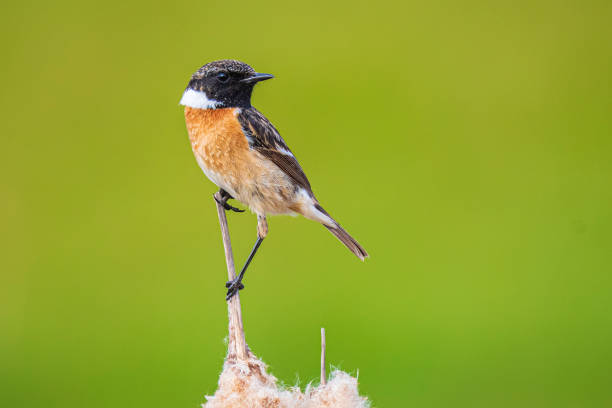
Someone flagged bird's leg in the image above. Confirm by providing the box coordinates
[226,215,268,300]
[214,188,245,213]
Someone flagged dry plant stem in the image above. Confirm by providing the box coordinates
[321,327,327,385]
[214,192,248,361]
[204,216,371,407]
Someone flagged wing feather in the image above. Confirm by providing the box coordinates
[237,107,313,194]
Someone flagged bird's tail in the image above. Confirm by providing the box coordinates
[308,201,370,261]
[323,222,369,261]
[300,201,369,260]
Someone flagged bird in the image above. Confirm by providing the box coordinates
[180,59,368,300]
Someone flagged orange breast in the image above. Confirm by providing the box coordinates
[184,106,297,215]
[185,107,250,174]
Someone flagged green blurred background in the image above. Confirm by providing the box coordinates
[2,0,611,406]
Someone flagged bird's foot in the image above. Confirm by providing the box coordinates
[225,279,245,300]
[214,194,245,213]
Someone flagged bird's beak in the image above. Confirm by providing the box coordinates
[241,73,274,84]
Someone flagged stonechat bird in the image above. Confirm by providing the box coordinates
[180,60,368,300]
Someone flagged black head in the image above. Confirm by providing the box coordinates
[180,60,273,109]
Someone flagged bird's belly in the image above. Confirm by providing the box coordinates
[193,153,229,191]
[191,138,246,200]
[193,140,298,215]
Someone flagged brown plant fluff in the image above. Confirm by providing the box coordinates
[202,353,370,408]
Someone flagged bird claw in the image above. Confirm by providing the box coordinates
[225,279,244,300]
[225,280,245,289]
[227,205,245,213]
[214,194,245,213]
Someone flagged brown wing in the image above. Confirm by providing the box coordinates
[256,148,312,192]
[237,107,313,194]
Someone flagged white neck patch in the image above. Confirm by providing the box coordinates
[179,89,222,109]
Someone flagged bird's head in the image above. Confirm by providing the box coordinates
[180,60,273,110]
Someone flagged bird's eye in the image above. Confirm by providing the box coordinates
[216,72,229,82]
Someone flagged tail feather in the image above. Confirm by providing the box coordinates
[323,223,369,261]
[302,201,369,260]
